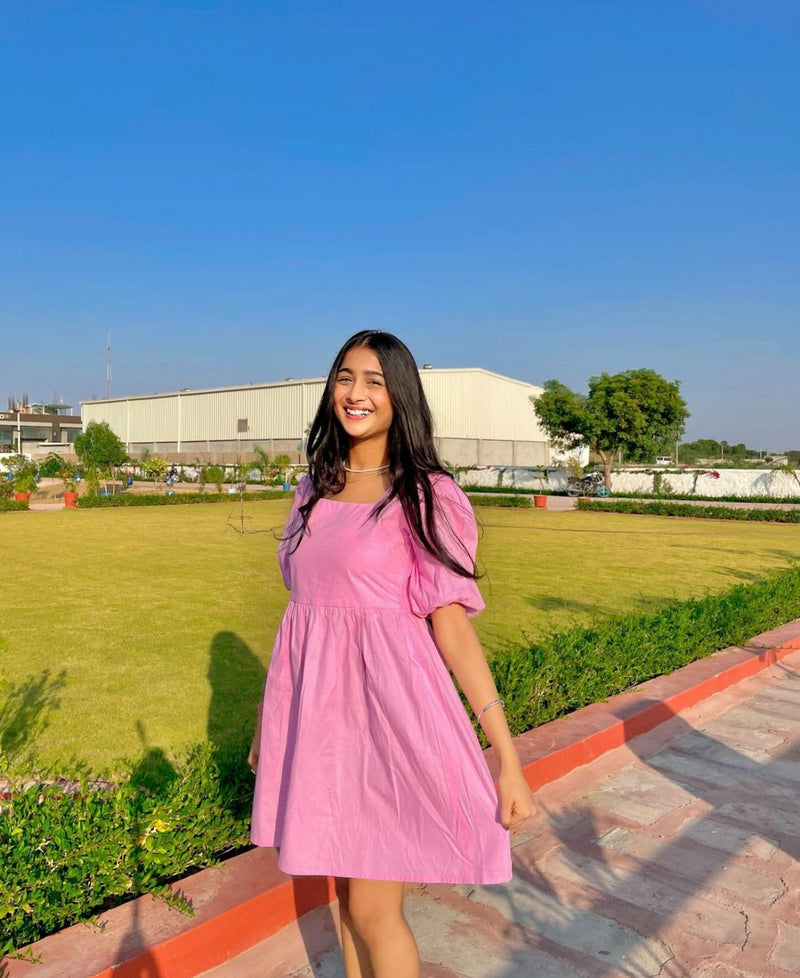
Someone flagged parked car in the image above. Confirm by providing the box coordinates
[655,456,673,465]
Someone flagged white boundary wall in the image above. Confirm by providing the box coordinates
[458,467,800,499]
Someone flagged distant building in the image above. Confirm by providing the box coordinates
[0,398,81,456]
[81,368,552,467]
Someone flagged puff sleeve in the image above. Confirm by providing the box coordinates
[407,476,485,619]
[277,475,312,590]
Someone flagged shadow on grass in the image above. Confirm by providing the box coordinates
[524,594,608,616]
[207,631,265,750]
[97,635,265,976]
[0,667,67,774]
[524,592,676,619]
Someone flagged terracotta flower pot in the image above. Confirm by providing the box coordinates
[533,495,547,509]
[13,492,30,502]
[64,491,78,508]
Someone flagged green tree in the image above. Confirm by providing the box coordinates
[273,454,292,485]
[729,442,747,464]
[205,465,225,493]
[678,439,722,464]
[532,369,689,489]
[38,452,65,479]
[141,455,168,489]
[74,421,128,492]
[232,458,255,487]
[252,446,272,484]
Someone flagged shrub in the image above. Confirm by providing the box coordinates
[37,452,66,479]
[467,493,531,508]
[1,499,29,513]
[576,499,800,523]
[141,456,169,484]
[76,490,293,508]
[7,562,800,953]
[460,482,800,504]
[461,484,558,496]
[479,564,800,746]
[0,740,253,955]
[205,465,225,493]
[6,456,38,496]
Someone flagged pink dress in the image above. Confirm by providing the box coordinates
[250,473,512,884]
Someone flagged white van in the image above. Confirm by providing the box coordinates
[655,456,673,466]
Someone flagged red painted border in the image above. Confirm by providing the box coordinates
[6,623,800,978]
[508,633,800,791]
[90,876,337,978]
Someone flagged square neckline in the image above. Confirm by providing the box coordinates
[319,487,393,506]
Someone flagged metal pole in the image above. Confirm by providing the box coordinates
[106,332,112,399]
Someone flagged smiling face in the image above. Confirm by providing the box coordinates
[333,344,394,449]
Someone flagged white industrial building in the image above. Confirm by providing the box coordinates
[81,368,551,467]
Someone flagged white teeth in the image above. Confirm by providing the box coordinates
[346,409,372,417]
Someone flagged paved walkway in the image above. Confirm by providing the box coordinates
[198,651,800,978]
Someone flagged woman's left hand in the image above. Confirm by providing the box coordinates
[497,768,536,830]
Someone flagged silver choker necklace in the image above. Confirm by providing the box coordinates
[343,463,390,473]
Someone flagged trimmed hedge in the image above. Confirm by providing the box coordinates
[0,499,29,513]
[613,490,800,504]
[0,741,253,956]
[576,498,800,523]
[76,490,293,508]
[481,565,800,744]
[6,566,800,953]
[461,483,559,496]
[467,493,531,508]
[460,482,800,505]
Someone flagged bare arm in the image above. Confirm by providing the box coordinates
[430,603,535,828]
[430,604,517,769]
[430,604,519,766]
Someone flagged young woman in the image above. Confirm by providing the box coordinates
[249,330,535,977]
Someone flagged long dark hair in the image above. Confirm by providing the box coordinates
[290,330,477,579]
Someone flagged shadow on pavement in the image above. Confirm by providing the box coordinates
[477,680,799,977]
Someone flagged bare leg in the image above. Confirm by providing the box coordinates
[335,878,375,978]
[345,878,420,978]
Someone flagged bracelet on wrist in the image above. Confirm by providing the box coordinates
[476,698,505,723]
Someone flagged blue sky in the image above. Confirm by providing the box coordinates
[2,0,798,448]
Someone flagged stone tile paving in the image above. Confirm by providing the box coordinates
[198,656,800,977]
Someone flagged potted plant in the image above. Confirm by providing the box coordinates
[9,455,37,503]
[58,461,79,508]
[12,468,37,502]
[273,454,292,490]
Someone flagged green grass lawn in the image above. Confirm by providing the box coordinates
[2,500,800,775]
